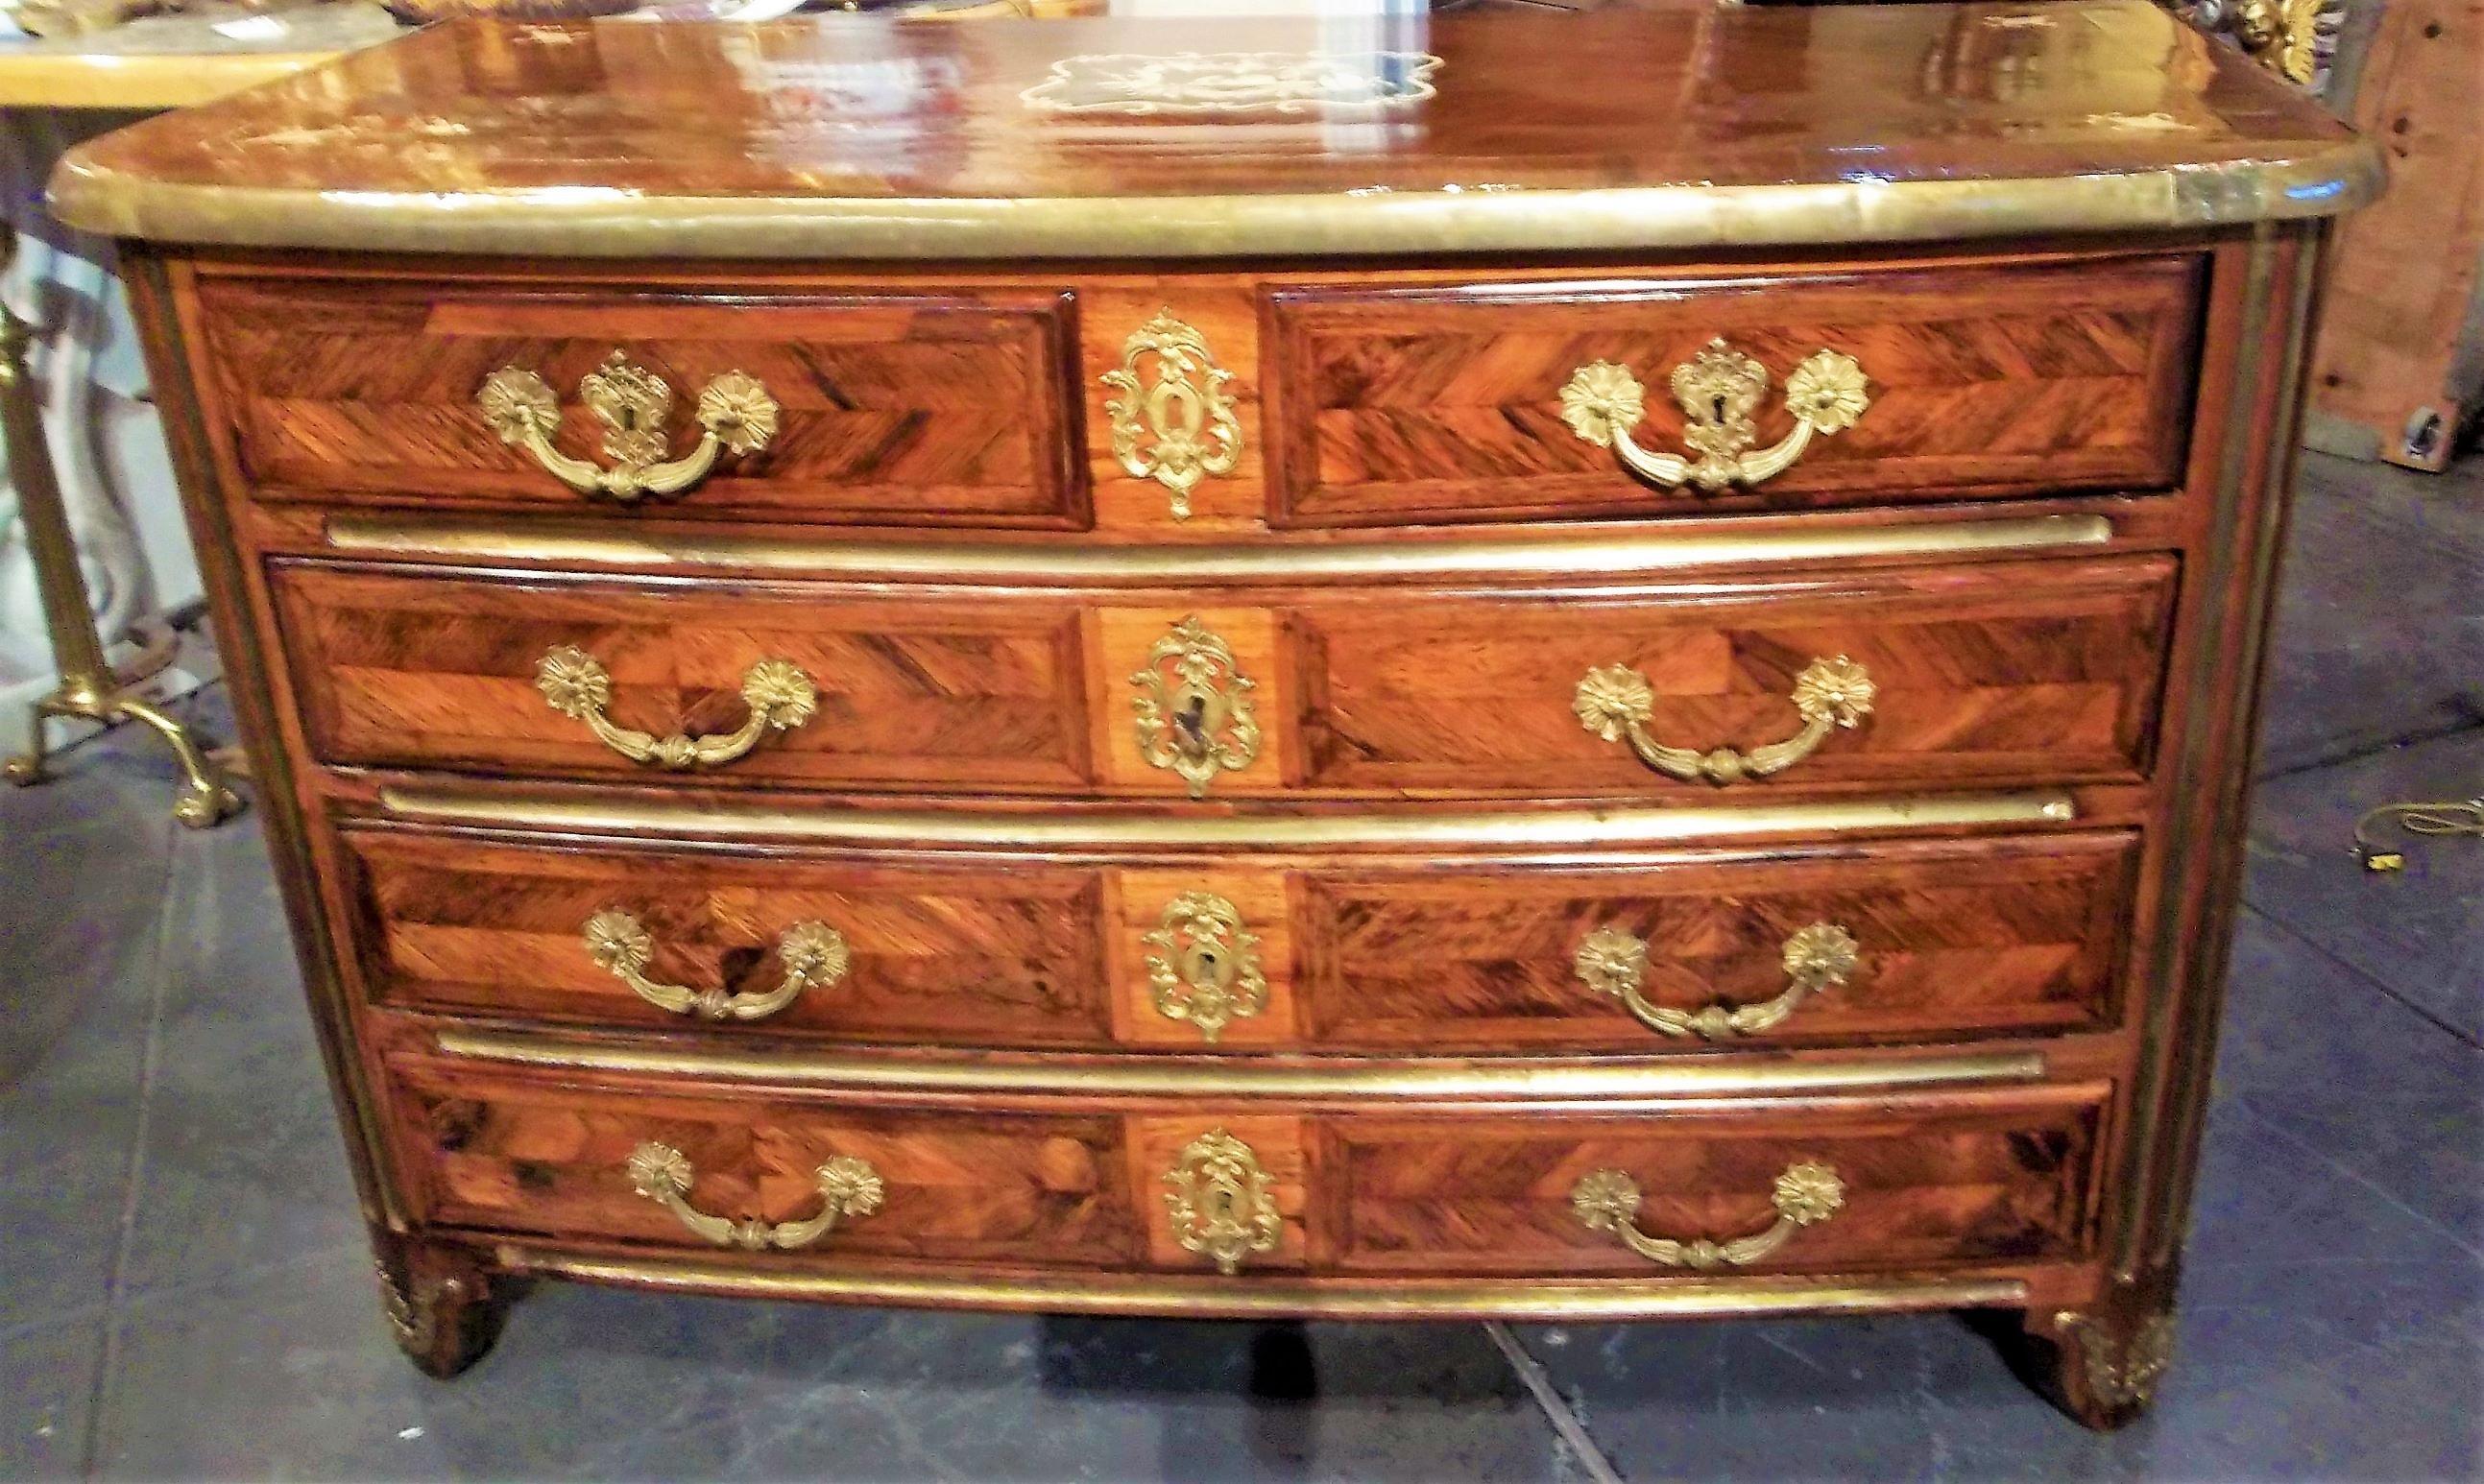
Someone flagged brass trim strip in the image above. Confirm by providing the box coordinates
[54,148,2381,258]
[323,514,2116,583]
[432,1027,2047,1097]
[0,50,337,112]
[377,784,2077,850]
[492,1245,2032,1319]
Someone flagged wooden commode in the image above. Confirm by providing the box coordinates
[52,0,2379,1428]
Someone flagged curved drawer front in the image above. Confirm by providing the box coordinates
[340,827,1114,1044]
[274,554,2173,797]
[338,824,2134,1053]
[191,275,1087,528]
[1285,556,2175,793]
[1322,1088,2102,1278]
[1263,253,2202,527]
[271,561,1094,791]
[394,1059,1143,1266]
[1294,831,2136,1051]
[388,1051,2102,1280]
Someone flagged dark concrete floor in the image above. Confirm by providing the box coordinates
[2,451,2477,1482]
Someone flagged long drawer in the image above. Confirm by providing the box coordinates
[269,554,2176,797]
[335,823,2136,1052]
[386,1050,2107,1280]
[183,252,2203,538]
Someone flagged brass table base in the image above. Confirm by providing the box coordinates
[4,677,242,827]
[1,227,240,828]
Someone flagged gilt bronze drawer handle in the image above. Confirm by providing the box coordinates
[535,645,817,770]
[1559,340,1869,492]
[1102,310,1242,519]
[1574,656,1874,784]
[1130,615,1262,797]
[1143,891,1268,1043]
[1164,1128,1282,1275]
[626,1141,883,1251]
[1573,922,1861,1040]
[582,910,849,1021]
[1571,1161,1845,1269]
[476,350,779,502]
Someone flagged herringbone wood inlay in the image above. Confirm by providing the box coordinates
[384,1060,2101,1280]
[1264,255,2201,525]
[1326,1088,2102,1276]
[395,1060,1142,1264]
[1294,556,2177,792]
[1299,832,2139,1050]
[97,0,2362,1415]
[269,561,1093,790]
[342,828,1114,1044]
[193,276,1089,526]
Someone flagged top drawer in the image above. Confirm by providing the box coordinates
[1262,254,2204,527]
[186,276,1089,529]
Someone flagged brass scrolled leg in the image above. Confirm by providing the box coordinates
[1,699,52,786]
[0,227,243,828]
[111,695,244,827]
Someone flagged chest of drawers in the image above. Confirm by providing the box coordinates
[54,0,2378,1429]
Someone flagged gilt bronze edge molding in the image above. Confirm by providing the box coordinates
[374,783,2079,850]
[492,1245,2033,1319]
[54,148,2381,259]
[431,1026,2047,1098]
[324,514,2114,583]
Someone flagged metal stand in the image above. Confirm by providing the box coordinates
[0,227,239,827]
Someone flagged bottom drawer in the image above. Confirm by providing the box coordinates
[387,1052,2105,1280]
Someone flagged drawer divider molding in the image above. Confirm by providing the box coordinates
[375,785,2077,849]
[322,514,2114,583]
[488,1247,2032,1320]
[427,1028,2047,1097]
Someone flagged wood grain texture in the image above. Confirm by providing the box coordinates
[268,561,1093,790]
[1298,831,2140,1051]
[270,555,2172,799]
[329,826,2134,1054]
[87,2,2365,1417]
[1263,255,2203,525]
[396,1060,1143,1264]
[193,275,1090,525]
[385,1054,2102,1281]
[52,5,2375,258]
[1107,868,1300,1050]
[1325,1085,2103,1276]
[1293,556,2178,793]
[340,827,1113,1044]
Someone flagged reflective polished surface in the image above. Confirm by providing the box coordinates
[53,0,2378,257]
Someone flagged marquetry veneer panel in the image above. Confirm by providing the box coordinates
[387,1056,2103,1280]
[396,1060,1142,1265]
[272,554,2174,799]
[1324,1086,2103,1276]
[188,275,1089,527]
[333,825,2138,1053]
[1263,253,2204,526]
[340,827,1114,1044]
[268,562,1092,790]
[1293,555,2178,793]
[1296,830,2140,1051]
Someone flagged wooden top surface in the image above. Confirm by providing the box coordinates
[53,1,2380,259]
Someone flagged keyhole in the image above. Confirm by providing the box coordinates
[1708,394,1728,423]
[1175,693,1210,749]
